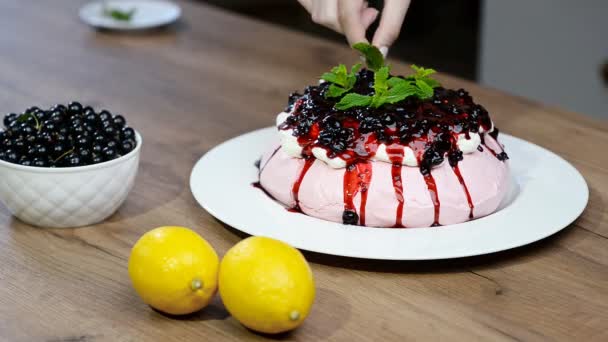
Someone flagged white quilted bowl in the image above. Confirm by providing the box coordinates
[0,132,142,228]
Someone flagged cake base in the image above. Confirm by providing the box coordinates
[259,135,510,228]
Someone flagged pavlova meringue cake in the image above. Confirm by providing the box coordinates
[257,44,509,228]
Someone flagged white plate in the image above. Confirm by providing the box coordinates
[190,127,588,260]
[79,1,181,30]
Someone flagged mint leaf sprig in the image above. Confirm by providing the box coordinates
[335,64,438,110]
[352,43,385,71]
[320,43,441,110]
[321,63,361,98]
[102,3,137,21]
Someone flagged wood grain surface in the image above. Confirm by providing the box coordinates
[0,1,607,341]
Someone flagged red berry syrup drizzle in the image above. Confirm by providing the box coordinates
[422,173,441,226]
[451,165,474,219]
[386,146,406,227]
[252,181,279,202]
[258,145,281,177]
[290,157,315,211]
[252,146,282,197]
[342,162,373,225]
[480,128,509,161]
[480,133,498,157]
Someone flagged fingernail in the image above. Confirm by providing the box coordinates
[379,46,389,57]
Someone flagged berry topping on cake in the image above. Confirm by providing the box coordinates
[277,43,506,172]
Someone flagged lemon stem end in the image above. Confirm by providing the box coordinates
[289,310,300,321]
[191,278,203,291]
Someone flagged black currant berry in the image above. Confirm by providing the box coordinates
[52,144,66,157]
[102,147,117,161]
[342,210,359,225]
[75,135,91,148]
[121,139,135,154]
[98,110,112,122]
[120,127,135,140]
[5,149,20,163]
[78,149,92,162]
[113,115,126,127]
[92,143,103,154]
[68,101,83,115]
[91,154,103,164]
[19,157,32,166]
[32,157,48,167]
[65,153,82,167]
[3,113,18,127]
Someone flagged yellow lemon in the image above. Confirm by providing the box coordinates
[128,226,219,315]
[219,236,315,334]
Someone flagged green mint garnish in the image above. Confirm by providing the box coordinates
[336,65,437,110]
[321,63,361,98]
[102,4,136,21]
[353,43,384,71]
[324,44,441,110]
[407,65,441,96]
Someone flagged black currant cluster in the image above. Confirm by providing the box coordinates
[0,102,137,167]
[318,117,353,154]
[419,132,457,175]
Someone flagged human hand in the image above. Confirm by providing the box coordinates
[297,0,411,55]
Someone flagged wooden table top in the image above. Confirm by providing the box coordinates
[1,1,607,341]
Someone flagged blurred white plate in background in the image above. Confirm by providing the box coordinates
[79,0,181,30]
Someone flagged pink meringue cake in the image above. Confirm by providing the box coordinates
[255,45,509,228]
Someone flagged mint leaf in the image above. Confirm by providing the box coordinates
[411,65,436,78]
[409,65,440,89]
[373,66,390,95]
[346,63,362,88]
[353,43,384,71]
[384,82,417,104]
[369,66,392,107]
[320,72,339,84]
[326,84,349,98]
[321,64,348,86]
[335,93,373,110]
[420,77,441,89]
[387,76,406,87]
[322,63,361,98]
[102,6,136,21]
[335,64,348,85]
[16,113,31,123]
[415,79,434,99]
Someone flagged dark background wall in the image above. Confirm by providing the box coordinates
[201,0,481,80]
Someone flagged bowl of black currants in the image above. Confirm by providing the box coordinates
[0,102,142,228]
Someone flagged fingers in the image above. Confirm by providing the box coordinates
[338,0,369,45]
[372,0,411,49]
[310,0,342,32]
[361,7,379,30]
[303,0,381,47]
[297,0,312,12]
